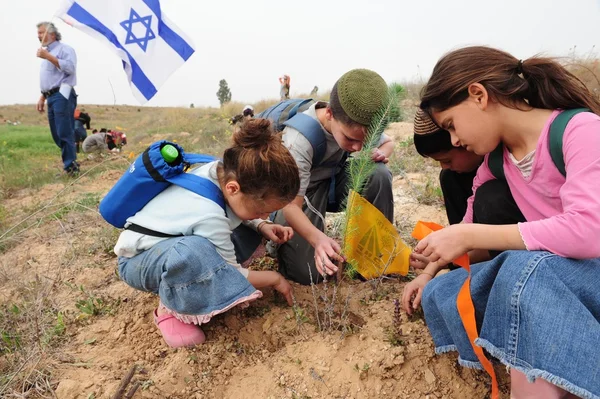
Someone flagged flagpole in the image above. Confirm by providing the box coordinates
[108,78,117,106]
[40,17,56,47]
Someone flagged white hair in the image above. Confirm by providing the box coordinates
[37,21,62,41]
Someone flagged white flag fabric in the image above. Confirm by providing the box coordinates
[57,0,195,103]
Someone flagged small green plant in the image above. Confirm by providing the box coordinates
[354,362,370,372]
[415,178,443,206]
[344,259,358,280]
[292,304,309,325]
[74,285,120,320]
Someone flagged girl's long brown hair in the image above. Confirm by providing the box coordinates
[420,46,600,115]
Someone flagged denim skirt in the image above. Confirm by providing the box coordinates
[422,250,600,399]
[118,235,262,325]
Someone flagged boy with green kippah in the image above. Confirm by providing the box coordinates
[273,69,395,285]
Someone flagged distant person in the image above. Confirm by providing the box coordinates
[279,75,290,100]
[310,86,319,97]
[82,131,126,154]
[35,21,79,176]
[229,105,254,125]
[74,108,91,153]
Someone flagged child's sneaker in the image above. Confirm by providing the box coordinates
[153,309,205,348]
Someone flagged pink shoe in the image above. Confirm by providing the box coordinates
[510,369,576,399]
[153,309,206,348]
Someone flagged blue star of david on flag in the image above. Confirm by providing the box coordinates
[57,0,196,103]
[120,8,156,52]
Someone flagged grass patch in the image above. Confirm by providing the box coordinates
[49,192,102,220]
[0,275,65,396]
[0,125,130,201]
[0,125,62,197]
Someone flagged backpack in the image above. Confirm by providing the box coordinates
[257,98,333,166]
[99,140,225,231]
[257,99,349,209]
[488,108,589,180]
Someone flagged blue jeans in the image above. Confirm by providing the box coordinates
[74,120,87,142]
[47,90,77,171]
[118,235,259,316]
[422,250,600,399]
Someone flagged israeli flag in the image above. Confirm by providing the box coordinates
[57,0,195,103]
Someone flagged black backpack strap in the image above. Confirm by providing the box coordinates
[548,108,589,177]
[125,223,183,238]
[487,143,505,180]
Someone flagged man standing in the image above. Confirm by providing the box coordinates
[36,22,79,175]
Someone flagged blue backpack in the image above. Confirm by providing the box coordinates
[99,140,225,234]
[257,99,349,209]
[257,98,333,166]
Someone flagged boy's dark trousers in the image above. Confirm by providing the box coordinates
[274,162,394,285]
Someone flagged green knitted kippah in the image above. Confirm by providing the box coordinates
[335,69,388,126]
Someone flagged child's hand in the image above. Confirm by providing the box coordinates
[259,223,293,244]
[314,234,344,276]
[415,224,469,266]
[401,273,433,315]
[409,252,430,270]
[273,274,293,306]
[371,148,389,164]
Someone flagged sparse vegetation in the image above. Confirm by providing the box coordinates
[2,56,598,396]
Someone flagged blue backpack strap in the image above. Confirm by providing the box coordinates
[166,173,226,211]
[184,153,219,165]
[257,99,315,131]
[284,113,327,166]
[548,108,589,177]
[487,144,505,180]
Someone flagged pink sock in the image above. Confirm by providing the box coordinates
[510,369,577,399]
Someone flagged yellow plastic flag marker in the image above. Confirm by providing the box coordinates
[343,190,410,279]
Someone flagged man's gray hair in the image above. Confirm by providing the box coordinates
[37,22,62,41]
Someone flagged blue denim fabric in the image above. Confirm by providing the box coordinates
[118,236,258,316]
[74,120,87,142]
[47,90,77,170]
[422,250,600,399]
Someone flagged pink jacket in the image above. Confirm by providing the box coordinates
[464,110,600,259]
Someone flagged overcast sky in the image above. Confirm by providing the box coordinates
[2,0,599,107]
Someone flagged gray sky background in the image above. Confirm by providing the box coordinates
[2,0,599,107]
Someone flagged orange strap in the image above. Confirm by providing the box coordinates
[412,221,498,399]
